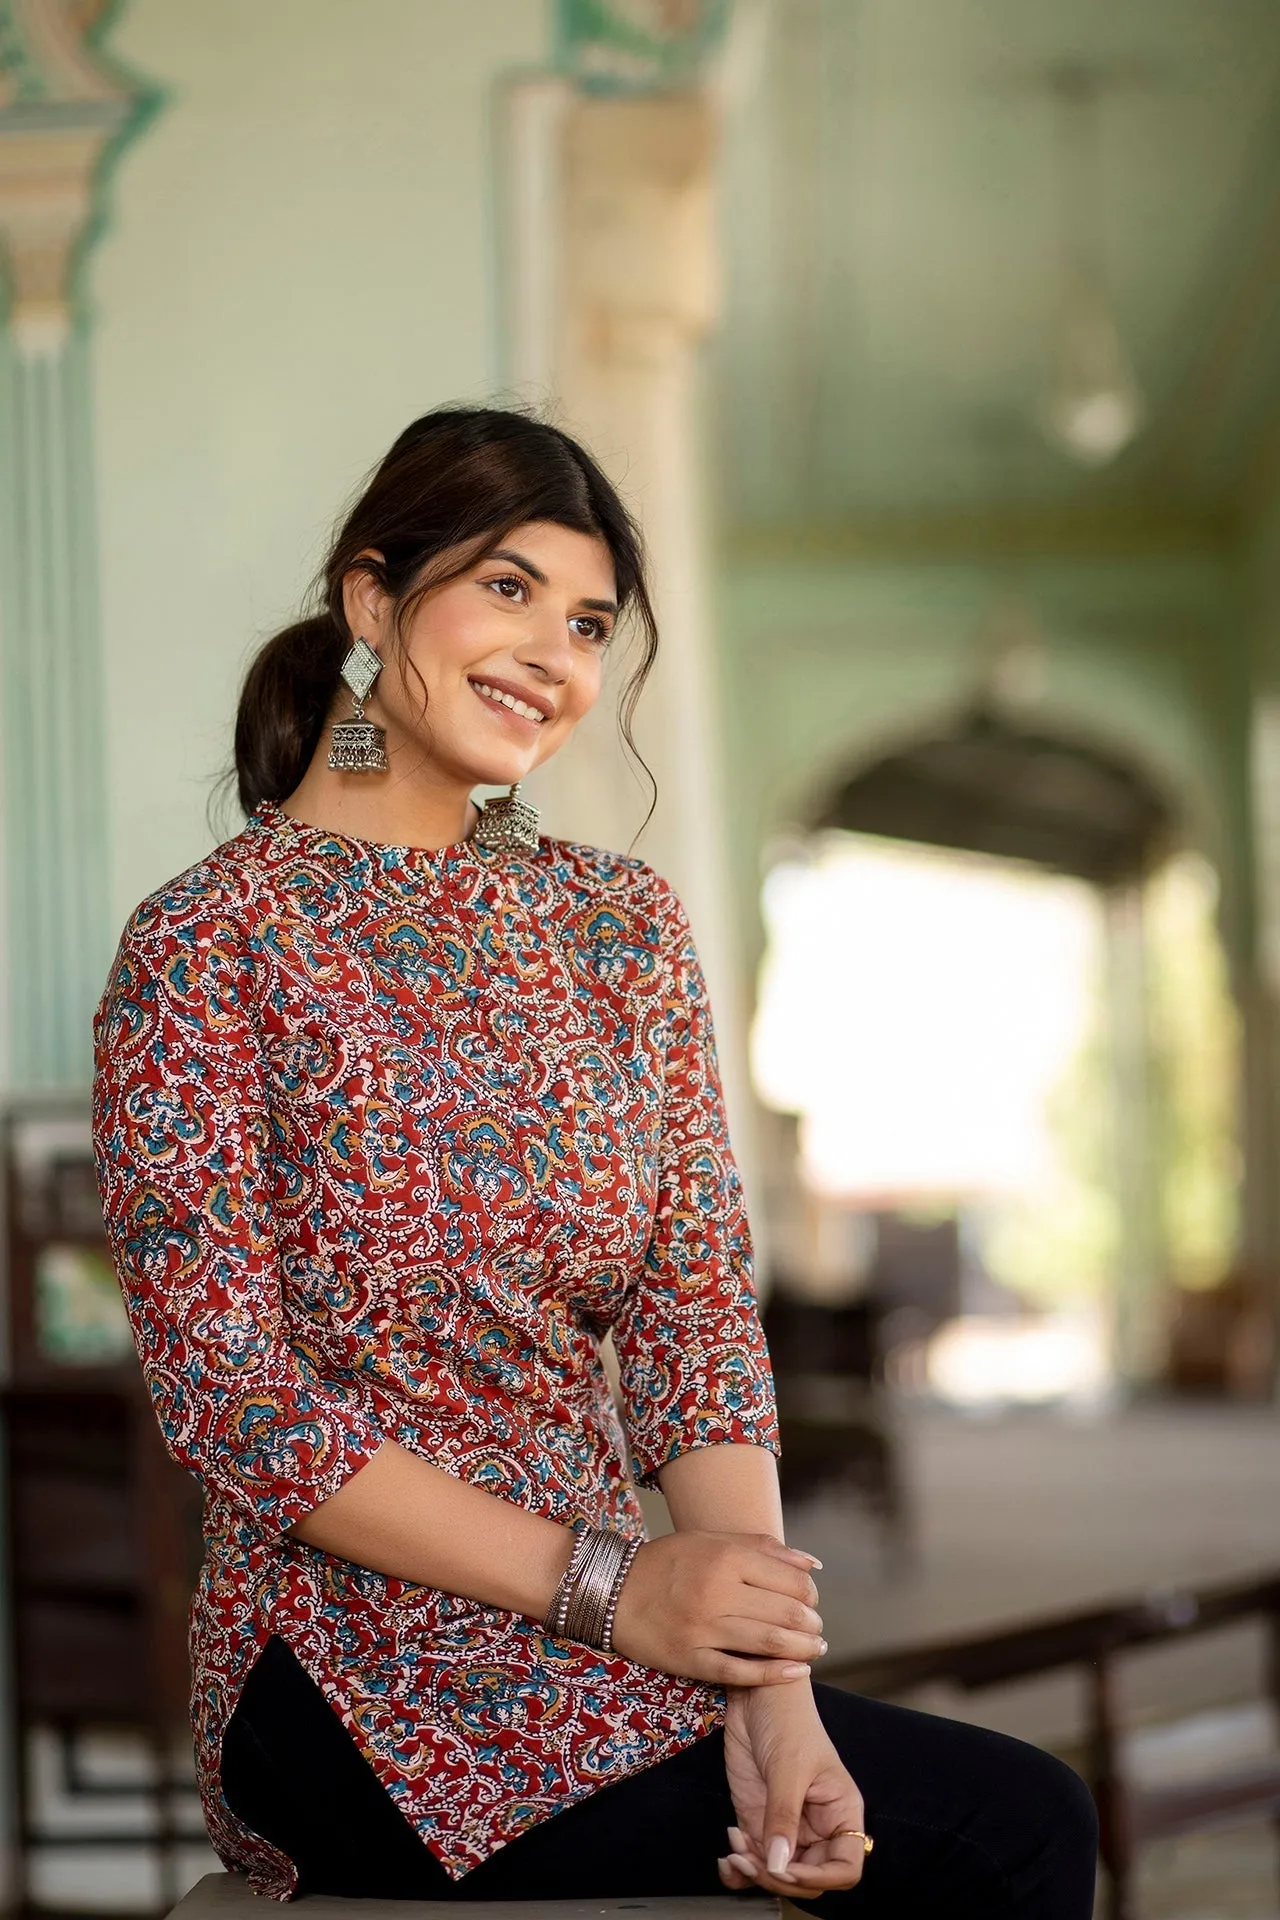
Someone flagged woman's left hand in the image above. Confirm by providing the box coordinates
[717,1679,870,1897]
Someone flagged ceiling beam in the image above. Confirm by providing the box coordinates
[722,501,1239,565]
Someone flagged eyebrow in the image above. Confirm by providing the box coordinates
[488,548,618,618]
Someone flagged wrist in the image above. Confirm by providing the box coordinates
[729,1674,816,1716]
[523,1521,576,1621]
[544,1525,641,1649]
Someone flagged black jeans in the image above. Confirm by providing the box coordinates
[222,1635,1098,1916]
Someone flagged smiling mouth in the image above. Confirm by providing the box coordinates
[469,680,548,725]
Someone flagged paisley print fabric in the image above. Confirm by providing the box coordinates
[91,801,778,1896]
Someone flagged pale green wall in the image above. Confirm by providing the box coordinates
[92,0,548,931]
[716,549,1250,980]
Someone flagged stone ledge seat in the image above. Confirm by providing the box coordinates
[169,1873,780,1920]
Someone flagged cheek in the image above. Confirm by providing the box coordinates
[401,594,491,687]
[387,644,470,726]
[566,656,606,722]
[534,664,602,761]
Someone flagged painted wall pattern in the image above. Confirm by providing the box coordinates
[557,0,731,93]
[0,0,156,1086]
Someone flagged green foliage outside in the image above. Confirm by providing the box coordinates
[1144,855,1242,1291]
[978,988,1121,1309]
[979,852,1240,1309]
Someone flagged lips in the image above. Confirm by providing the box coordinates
[468,678,553,725]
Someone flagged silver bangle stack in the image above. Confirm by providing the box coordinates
[546,1526,642,1654]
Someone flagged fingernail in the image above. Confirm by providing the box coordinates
[728,1826,749,1852]
[780,1662,810,1679]
[767,1837,792,1876]
[728,1853,757,1879]
[799,1553,823,1569]
[818,1638,828,1655]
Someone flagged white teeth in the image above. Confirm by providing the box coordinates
[473,681,545,723]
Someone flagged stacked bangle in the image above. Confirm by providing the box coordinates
[548,1526,594,1637]
[599,1537,642,1653]
[546,1526,642,1653]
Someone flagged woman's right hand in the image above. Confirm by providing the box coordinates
[608,1531,826,1687]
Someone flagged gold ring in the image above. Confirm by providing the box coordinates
[830,1828,874,1855]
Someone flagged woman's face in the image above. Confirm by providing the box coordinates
[345,520,618,793]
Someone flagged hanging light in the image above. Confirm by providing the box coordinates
[1036,66,1145,467]
[1039,267,1145,465]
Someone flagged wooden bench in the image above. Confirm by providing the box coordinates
[170,1875,779,1920]
[822,1567,1280,1920]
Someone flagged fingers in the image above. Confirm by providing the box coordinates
[716,1855,757,1891]
[759,1537,823,1574]
[724,1827,865,1895]
[728,1584,826,1640]
[706,1652,815,1687]
[762,1784,804,1893]
[733,1580,825,1631]
[741,1548,821,1611]
[724,1854,859,1897]
[784,1808,871,1891]
[718,1853,793,1898]
[783,1853,867,1891]
[717,1613,826,1666]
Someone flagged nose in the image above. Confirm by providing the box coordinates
[515,607,573,685]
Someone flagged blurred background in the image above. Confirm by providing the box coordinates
[2,2,1280,1915]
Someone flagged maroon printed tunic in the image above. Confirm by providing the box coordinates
[91,801,778,1895]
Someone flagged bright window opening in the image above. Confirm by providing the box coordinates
[751,832,1240,1408]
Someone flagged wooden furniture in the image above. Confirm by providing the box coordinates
[168,1873,779,1920]
[1166,1272,1277,1401]
[1,1099,205,1915]
[822,1568,1280,1920]
[762,1289,911,1563]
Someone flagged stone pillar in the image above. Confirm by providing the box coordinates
[503,62,749,1129]
[1104,882,1168,1386]
[555,95,724,903]
[1239,982,1280,1272]
[503,24,768,1470]
[1244,693,1280,1386]
[0,0,153,1088]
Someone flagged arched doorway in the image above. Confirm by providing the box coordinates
[821,705,1173,884]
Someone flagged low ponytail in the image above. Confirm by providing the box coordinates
[233,612,346,814]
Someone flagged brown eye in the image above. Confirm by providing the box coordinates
[570,616,610,643]
[487,575,526,601]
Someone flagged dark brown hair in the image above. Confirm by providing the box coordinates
[232,406,658,821]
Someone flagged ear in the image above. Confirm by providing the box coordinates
[342,552,391,650]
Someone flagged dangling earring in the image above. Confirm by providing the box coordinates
[474,782,540,854]
[328,638,388,773]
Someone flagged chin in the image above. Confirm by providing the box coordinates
[426,734,532,791]
[462,754,537,789]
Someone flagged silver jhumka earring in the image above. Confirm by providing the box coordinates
[474,783,540,853]
[328,638,387,773]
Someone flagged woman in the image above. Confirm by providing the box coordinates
[92,407,1097,1915]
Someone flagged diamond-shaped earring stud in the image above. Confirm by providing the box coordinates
[328,637,388,773]
[340,638,382,706]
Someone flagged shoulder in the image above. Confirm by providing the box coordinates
[105,817,271,983]
[95,822,276,1055]
[539,837,688,937]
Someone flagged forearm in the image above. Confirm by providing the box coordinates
[657,1443,787,1542]
[289,1439,573,1618]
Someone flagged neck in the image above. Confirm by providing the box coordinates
[282,756,482,851]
